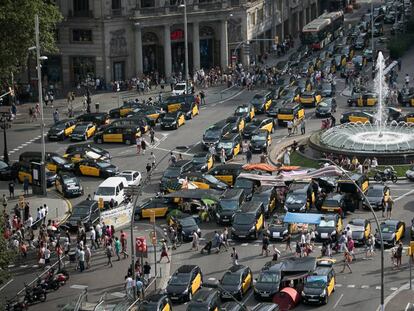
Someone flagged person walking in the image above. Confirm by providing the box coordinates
[53,109,59,124]
[78,247,86,272]
[261,234,270,256]
[106,243,114,267]
[136,136,142,155]
[150,128,155,144]
[246,149,252,164]
[125,275,135,300]
[300,119,306,135]
[85,245,91,269]
[386,196,394,220]
[2,194,7,211]
[141,138,147,155]
[143,261,151,284]
[192,231,199,251]
[120,231,129,259]
[231,247,239,265]
[272,246,281,262]
[149,152,156,168]
[8,181,15,198]
[115,237,121,261]
[159,240,170,263]
[395,242,403,268]
[287,120,293,136]
[90,226,97,250]
[23,176,29,195]
[340,250,353,273]
[220,148,226,165]
[283,232,292,251]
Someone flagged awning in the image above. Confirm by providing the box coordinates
[280,287,300,302]
[283,212,323,225]
[164,189,223,201]
[282,272,310,282]
[242,163,301,172]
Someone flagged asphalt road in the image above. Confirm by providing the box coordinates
[2,1,414,309]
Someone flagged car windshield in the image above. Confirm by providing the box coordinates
[164,168,181,178]
[319,220,335,227]
[305,278,327,288]
[51,156,68,165]
[258,272,280,283]
[96,187,115,196]
[187,304,208,311]
[381,224,395,233]
[324,199,339,207]
[193,156,206,164]
[367,189,383,197]
[169,274,190,285]
[88,146,105,154]
[250,97,264,105]
[204,130,220,139]
[179,217,196,227]
[218,142,233,149]
[75,125,88,132]
[72,205,91,216]
[221,274,241,285]
[53,123,67,131]
[119,174,132,181]
[220,200,238,210]
[163,117,176,122]
[96,162,112,168]
[318,102,329,108]
[63,177,78,184]
[0,161,8,169]
[139,302,159,311]
[286,193,306,204]
[203,174,222,184]
[236,107,248,114]
[252,134,266,141]
[174,84,186,90]
[233,213,254,225]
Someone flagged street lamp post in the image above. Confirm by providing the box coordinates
[34,14,47,196]
[0,113,10,164]
[179,0,189,94]
[320,159,385,311]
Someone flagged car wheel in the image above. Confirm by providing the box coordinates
[323,294,328,305]
[97,138,103,144]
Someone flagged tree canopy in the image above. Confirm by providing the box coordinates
[0,0,62,79]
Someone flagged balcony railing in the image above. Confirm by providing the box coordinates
[135,1,227,17]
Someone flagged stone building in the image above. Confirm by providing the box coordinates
[43,0,321,89]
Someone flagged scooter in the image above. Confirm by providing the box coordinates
[24,283,47,304]
[374,167,398,183]
[5,298,27,311]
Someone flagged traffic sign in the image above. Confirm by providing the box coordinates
[98,197,104,209]
[135,236,147,254]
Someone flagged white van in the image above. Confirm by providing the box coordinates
[94,176,128,207]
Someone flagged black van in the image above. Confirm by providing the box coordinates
[231,201,265,239]
[284,180,315,212]
[277,102,305,126]
[65,200,100,231]
[216,133,242,160]
[202,121,232,150]
[186,288,220,311]
[250,91,275,113]
[254,262,282,300]
[216,189,246,225]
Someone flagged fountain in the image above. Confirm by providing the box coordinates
[309,52,414,164]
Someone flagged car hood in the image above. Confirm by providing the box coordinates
[303,286,325,296]
[217,209,237,217]
[379,232,395,241]
[351,231,365,240]
[316,106,331,112]
[221,284,240,293]
[316,227,336,235]
[233,223,254,233]
[366,197,382,204]
[251,140,266,147]
[166,284,188,295]
[255,282,279,293]
[285,202,306,211]
[269,226,288,234]
[244,125,259,133]
[182,224,198,235]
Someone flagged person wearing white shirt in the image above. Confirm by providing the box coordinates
[26,215,33,228]
[90,227,97,250]
[300,232,306,246]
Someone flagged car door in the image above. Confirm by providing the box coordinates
[327,270,335,295]
[192,103,199,116]
[241,269,252,293]
[88,163,101,177]
[207,155,214,170]
[87,124,96,138]
[46,160,58,173]
[191,269,202,294]
[396,222,404,241]
[213,169,233,186]
[233,136,241,156]
[256,211,264,231]
[65,121,76,137]
[365,221,371,239]
[178,113,185,126]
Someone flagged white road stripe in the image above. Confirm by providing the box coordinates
[0,278,14,292]
[395,189,414,201]
[208,277,216,281]
[376,286,381,290]
[336,284,343,287]
[390,287,398,291]
[241,243,249,246]
[347,284,355,288]
[333,293,344,309]
[361,285,370,289]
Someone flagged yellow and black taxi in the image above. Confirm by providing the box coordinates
[332,53,347,69]
[107,117,150,134]
[234,104,255,122]
[216,188,246,224]
[161,111,185,130]
[352,55,367,71]
[375,219,405,247]
[12,162,57,187]
[266,99,288,118]
[347,91,378,107]
[231,201,265,239]
[131,105,165,125]
[337,173,369,212]
[139,294,172,311]
[76,112,110,129]
[301,61,315,76]
[315,214,343,241]
[340,110,374,124]
[302,259,336,305]
[401,112,414,123]
[336,44,355,60]
[294,78,313,94]
[219,265,253,300]
[226,116,245,133]
[319,82,336,98]
[160,160,194,192]
[167,212,201,241]
[363,185,390,210]
[18,151,74,173]
[109,101,141,118]
[253,263,283,301]
[277,102,305,126]
[242,117,274,139]
[284,181,315,213]
[183,172,228,190]
[315,98,337,117]
[320,193,346,217]
[181,101,199,119]
[166,265,203,302]
[250,130,272,153]
[278,86,301,102]
[267,216,291,240]
[55,172,83,198]
[251,186,277,217]
[208,163,244,186]
[70,122,96,141]
[94,125,141,145]
[250,91,274,113]
[192,152,214,172]
[163,95,191,112]
[202,121,233,150]
[321,60,336,75]
[398,87,414,107]
[73,159,119,178]
[216,133,242,160]
[347,218,371,246]
[299,90,322,107]
[135,197,177,220]
[47,119,76,140]
[186,288,220,311]
[64,143,110,163]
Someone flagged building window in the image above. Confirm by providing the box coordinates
[71,56,96,84]
[73,0,90,17]
[112,0,121,9]
[72,29,93,42]
[141,0,155,7]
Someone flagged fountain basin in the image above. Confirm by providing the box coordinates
[308,122,414,164]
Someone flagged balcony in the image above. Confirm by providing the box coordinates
[134,1,228,17]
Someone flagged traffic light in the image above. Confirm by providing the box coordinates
[98,197,104,209]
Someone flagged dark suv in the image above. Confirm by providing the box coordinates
[216,189,246,225]
[66,200,99,231]
[160,160,193,192]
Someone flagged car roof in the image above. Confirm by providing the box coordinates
[321,214,339,221]
[191,288,217,301]
[170,160,192,167]
[176,265,198,274]
[314,266,332,276]
[221,133,240,141]
[228,264,248,274]
[221,188,244,199]
[98,176,127,187]
[193,152,209,158]
[384,219,399,225]
[239,201,263,213]
[368,185,386,191]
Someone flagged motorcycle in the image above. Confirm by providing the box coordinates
[374,167,398,183]
[24,283,47,304]
[6,298,27,311]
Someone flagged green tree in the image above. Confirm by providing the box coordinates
[0,0,62,79]
[0,213,15,285]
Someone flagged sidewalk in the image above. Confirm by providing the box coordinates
[381,283,414,311]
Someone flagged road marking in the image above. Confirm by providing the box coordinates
[376,286,381,290]
[208,277,216,281]
[333,293,344,309]
[0,278,14,292]
[347,284,355,288]
[405,303,413,311]
[390,287,398,291]
[8,264,15,268]
[241,243,249,246]
[361,285,370,289]
[336,284,342,287]
[111,291,126,298]
[70,284,89,290]
[32,265,38,268]
[20,265,28,268]
[151,146,194,156]
[242,290,254,303]
[394,189,414,201]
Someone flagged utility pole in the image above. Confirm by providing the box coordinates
[181,0,189,94]
[35,14,47,196]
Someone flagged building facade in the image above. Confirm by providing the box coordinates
[45,0,320,89]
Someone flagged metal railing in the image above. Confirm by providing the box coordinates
[74,288,88,311]
[125,278,157,311]
[92,292,106,311]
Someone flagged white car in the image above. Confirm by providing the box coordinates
[172,82,191,96]
[118,170,142,186]
[406,166,414,181]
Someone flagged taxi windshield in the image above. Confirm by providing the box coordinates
[96,162,111,168]
[217,142,233,149]
[250,97,264,105]
[235,107,248,114]
[233,213,254,225]
[258,272,280,283]
[203,174,221,184]
[192,156,206,164]
[74,124,88,132]
[174,84,186,91]
[220,199,238,210]
[286,193,306,204]
[53,123,67,131]
[252,134,266,141]
[367,189,384,197]
[305,278,327,288]
[119,174,132,181]
[163,117,176,122]
[319,220,335,227]
[51,156,68,165]
[169,274,190,286]
[323,198,339,207]
[63,177,78,184]
[221,274,241,285]
[380,224,395,233]
[318,102,329,108]
[72,205,91,216]
[204,129,220,139]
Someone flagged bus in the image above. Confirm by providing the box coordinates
[301,11,344,50]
